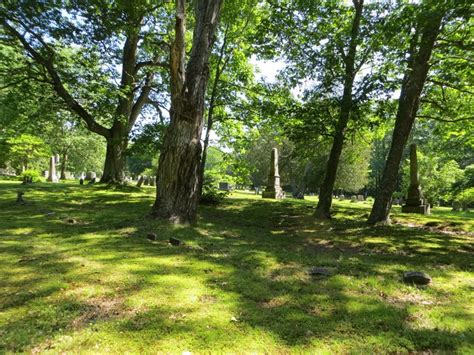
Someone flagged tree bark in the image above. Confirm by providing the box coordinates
[101,134,128,184]
[153,0,223,223]
[60,153,67,180]
[368,6,445,224]
[315,0,363,219]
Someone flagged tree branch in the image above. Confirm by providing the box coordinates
[1,19,110,138]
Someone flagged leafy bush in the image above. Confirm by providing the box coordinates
[19,169,42,182]
[200,181,229,205]
[454,188,474,209]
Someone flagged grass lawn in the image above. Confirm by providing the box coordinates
[0,181,473,353]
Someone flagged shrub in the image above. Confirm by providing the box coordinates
[454,188,474,209]
[200,181,229,205]
[19,169,42,183]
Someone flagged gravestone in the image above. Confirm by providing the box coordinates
[452,201,461,212]
[402,144,429,215]
[357,195,364,201]
[351,195,357,202]
[16,191,25,204]
[219,182,230,191]
[79,178,84,185]
[339,194,345,200]
[143,176,150,186]
[47,156,59,183]
[85,172,96,180]
[136,176,144,187]
[262,148,284,199]
[88,177,96,184]
[150,176,155,186]
[43,170,49,179]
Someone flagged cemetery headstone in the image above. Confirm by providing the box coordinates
[47,156,59,183]
[150,176,155,186]
[136,176,144,187]
[403,271,431,285]
[16,191,25,204]
[219,182,230,191]
[88,177,96,184]
[85,172,96,180]
[262,148,285,199]
[143,176,150,186]
[351,195,357,202]
[357,195,364,201]
[402,144,429,215]
[79,178,84,185]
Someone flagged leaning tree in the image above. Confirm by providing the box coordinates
[368,0,472,224]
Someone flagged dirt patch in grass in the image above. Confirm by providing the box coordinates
[71,297,126,329]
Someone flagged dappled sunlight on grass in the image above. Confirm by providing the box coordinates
[0,182,473,352]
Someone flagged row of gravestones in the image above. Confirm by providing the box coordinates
[136,176,156,187]
[337,195,366,202]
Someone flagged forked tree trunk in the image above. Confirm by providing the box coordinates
[315,0,363,219]
[368,6,445,224]
[153,0,223,223]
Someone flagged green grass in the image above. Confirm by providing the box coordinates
[0,181,473,353]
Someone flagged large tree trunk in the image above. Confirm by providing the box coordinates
[315,0,363,219]
[153,0,223,223]
[152,116,203,223]
[101,126,128,184]
[368,6,445,224]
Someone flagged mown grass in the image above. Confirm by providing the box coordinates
[0,181,473,353]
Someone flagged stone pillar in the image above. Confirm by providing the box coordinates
[262,148,284,199]
[47,156,58,183]
[402,144,429,214]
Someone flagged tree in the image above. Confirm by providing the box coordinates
[0,0,170,183]
[198,0,260,196]
[314,0,364,218]
[368,0,470,224]
[152,0,223,223]
[6,134,49,172]
[255,0,398,218]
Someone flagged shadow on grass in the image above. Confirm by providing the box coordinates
[0,184,472,352]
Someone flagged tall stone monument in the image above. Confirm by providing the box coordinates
[402,144,429,214]
[47,156,59,183]
[262,148,284,199]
